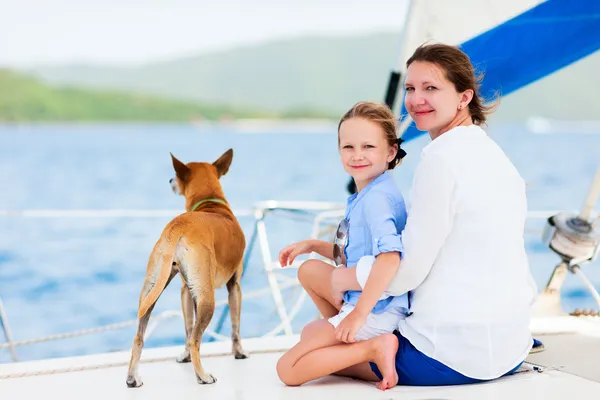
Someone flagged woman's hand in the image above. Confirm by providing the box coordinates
[278,240,314,267]
[335,310,368,343]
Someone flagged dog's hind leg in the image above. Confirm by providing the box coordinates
[126,251,177,388]
[176,283,194,363]
[179,246,218,384]
[226,267,248,359]
[126,302,156,388]
[189,286,216,384]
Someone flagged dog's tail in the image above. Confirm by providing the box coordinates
[137,237,179,319]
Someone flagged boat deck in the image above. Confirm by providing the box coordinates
[1,316,599,400]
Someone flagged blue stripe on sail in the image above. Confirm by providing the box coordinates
[400,0,600,141]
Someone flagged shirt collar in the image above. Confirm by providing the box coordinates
[422,124,486,155]
[346,170,391,211]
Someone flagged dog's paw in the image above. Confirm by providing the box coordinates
[126,375,143,388]
[233,342,248,359]
[196,372,217,384]
[176,350,191,363]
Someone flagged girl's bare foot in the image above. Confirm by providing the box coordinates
[371,333,399,391]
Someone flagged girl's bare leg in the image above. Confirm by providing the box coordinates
[297,259,340,318]
[277,319,399,390]
[330,266,361,307]
[335,363,379,381]
[276,319,340,384]
[306,333,400,390]
[290,259,399,390]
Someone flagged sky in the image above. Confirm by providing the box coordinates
[0,0,409,67]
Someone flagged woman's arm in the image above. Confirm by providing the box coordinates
[352,252,400,316]
[384,152,456,295]
[335,252,401,343]
[346,152,457,297]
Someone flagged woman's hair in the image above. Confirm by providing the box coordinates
[406,43,498,125]
[338,101,406,170]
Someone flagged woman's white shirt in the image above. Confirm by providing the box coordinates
[358,125,537,379]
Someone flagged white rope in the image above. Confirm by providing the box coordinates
[0,356,173,380]
[0,347,291,380]
[0,314,167,350]
[0,209,254,218]
[0,299,18,361]
[0,280,302,351]
[0,209,589,219]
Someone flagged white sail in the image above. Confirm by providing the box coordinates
[394,0,546,127]
[398,0,546,67]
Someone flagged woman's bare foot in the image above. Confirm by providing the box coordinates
[371,333,399,391]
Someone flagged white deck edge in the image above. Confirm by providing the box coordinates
[0,335,300,379]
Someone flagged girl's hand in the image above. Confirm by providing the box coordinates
[335,310,367,343]
[278,240,313,267]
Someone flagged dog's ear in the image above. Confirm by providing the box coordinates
[213,148,234,177]
[171,153,190,182]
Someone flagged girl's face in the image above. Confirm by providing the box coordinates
[338,117,396,192]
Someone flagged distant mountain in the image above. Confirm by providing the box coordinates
[27,33,401,116]
[25,32,600,121]
[0,69,274,122]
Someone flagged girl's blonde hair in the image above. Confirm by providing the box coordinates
[338,101,405,170]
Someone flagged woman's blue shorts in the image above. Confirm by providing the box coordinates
[369,330,523,386]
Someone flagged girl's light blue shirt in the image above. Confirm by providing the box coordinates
[342,171,410,315]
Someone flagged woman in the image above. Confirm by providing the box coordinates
[280,43,537,390]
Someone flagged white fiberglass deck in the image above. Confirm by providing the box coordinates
[1,316,599,400]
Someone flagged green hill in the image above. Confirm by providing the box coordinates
[27,33,401,116]
[0,69,277,122]
[16,32,600,122]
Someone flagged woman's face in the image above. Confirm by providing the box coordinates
[404,61,470,137]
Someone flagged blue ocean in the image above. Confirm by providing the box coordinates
[0,122,599,362]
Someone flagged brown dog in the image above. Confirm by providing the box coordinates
[126,149,247,388]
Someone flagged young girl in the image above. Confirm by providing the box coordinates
[276,101,409,390]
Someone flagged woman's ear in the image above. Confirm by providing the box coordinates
[460,89,474,108]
